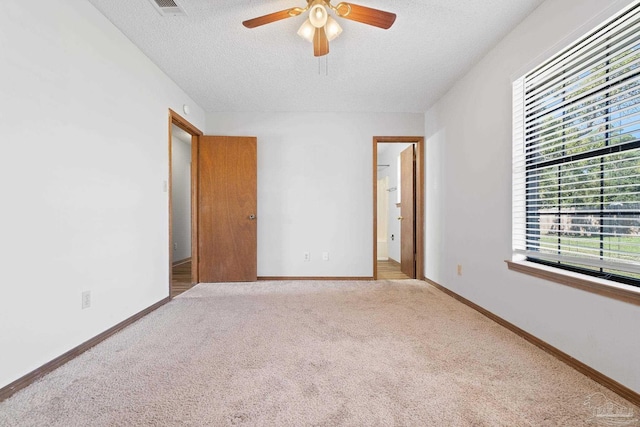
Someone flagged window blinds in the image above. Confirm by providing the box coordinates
[513,2,640,280]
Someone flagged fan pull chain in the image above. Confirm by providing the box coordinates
[318,56,328,76]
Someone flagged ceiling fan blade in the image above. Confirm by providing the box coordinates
[313,26,329,57]
[335,2,396,29]
[242,8,303,29]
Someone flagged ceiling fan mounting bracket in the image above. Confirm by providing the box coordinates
[330,2,352,18]
[288,7,306,17]
[305,0,352,18]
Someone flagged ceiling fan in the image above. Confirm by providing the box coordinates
[242,0,396,57]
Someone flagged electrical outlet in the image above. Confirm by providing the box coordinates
[457,264,462,276]
[82,291,91,309]
[173,243,178,250]
[303,251,311,262]
[322,252,329,261]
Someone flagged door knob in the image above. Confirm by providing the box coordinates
[249,214,256,220]
[397,216,404,220]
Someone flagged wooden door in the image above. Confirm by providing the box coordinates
[400,145,416,278]
[198,136,257,282]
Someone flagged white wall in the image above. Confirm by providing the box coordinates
[206,112,424,277]
[171,132,192,262]
[424,0,640,393]
[376,176,389,260]
[378,143,413,263]
[0,0,205,389]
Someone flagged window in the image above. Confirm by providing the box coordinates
[513,3,640,287]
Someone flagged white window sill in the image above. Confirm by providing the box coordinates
[505,259,640,305]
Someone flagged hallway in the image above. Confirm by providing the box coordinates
[171,260,193,298]
[377,259,411,280]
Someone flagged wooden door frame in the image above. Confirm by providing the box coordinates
[373,136,424,280]
[168,109,203,295]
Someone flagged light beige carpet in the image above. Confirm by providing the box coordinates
[0,280,638,426]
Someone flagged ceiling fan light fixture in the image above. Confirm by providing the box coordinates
[309,4,328,28]
[297,19,316,43]
[243,1,396,57]
[325,15,342,41]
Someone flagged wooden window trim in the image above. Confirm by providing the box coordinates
[505,260,640,306]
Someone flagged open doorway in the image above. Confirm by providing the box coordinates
[373,137,424,280]
[169,109,202,298]
[171,124,193,296]
[377,142,414,279]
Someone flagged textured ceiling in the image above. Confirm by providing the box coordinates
[87,0,545,113]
